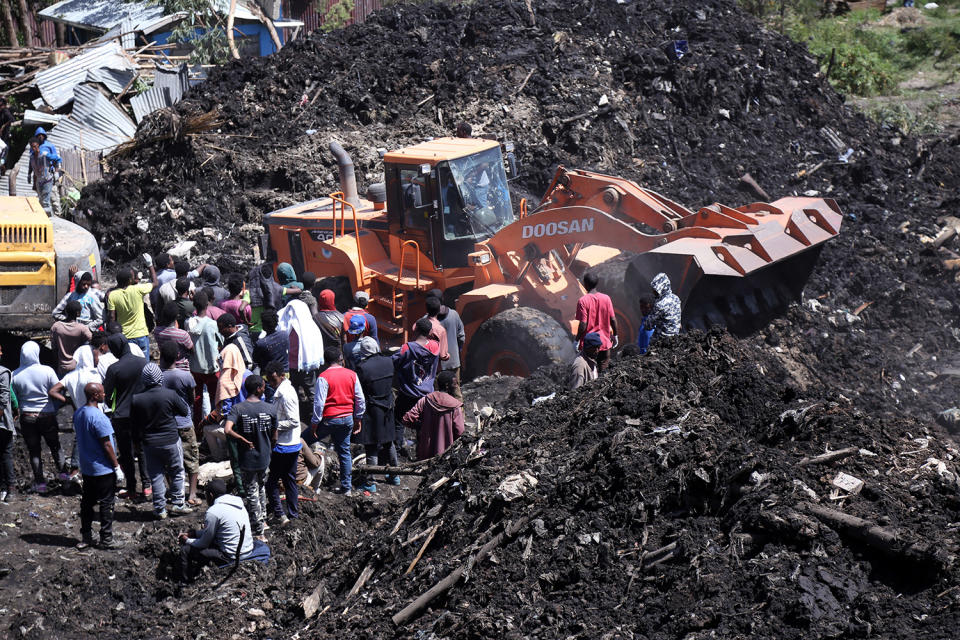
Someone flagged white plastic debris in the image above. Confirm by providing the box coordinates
[498,471,539,502]
[532,392,556,406]
[832,472,864,494]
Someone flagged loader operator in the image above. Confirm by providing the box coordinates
[440,156,512,239]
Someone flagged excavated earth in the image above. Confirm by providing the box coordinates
[0,0,957,637]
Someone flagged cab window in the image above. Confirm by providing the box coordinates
[400,168,429,229]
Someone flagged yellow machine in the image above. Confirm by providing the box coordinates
[0,196,101,331]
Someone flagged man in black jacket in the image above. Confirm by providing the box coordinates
[132,363,192,519]
[102,333,149,498]
[353,337,397,490]
[252,310,288,373]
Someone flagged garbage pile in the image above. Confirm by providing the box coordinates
[301,332,960,638]
[12,332,959,639]
[77,0,956,264]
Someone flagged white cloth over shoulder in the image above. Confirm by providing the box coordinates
[278,299,324,372]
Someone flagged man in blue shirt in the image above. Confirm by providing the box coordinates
[26,129,62,216]
[74,382,124,549]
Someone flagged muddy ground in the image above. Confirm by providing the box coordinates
[3,0,957,637]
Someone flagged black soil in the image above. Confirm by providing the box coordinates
[7,0,957,636]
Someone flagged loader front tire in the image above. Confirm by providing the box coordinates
[464,307,576,380]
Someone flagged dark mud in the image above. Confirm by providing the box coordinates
[14,0,960,636]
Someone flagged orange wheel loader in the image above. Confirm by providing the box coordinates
[263,139,841,378]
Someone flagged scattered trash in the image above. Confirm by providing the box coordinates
[832,472,864,495]
[532,392,556,406]
[838,148,854,163]
[497,471,539,502]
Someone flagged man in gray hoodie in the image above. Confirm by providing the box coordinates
[177,479,255,582]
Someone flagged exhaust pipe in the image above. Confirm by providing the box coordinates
[329,141,359,207]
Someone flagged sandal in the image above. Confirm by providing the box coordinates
[186,497,203,506]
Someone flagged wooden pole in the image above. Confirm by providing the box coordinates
[354,464,426,476]
[17,0,32,47]
[226,0,240,60]
[1,1,19,47]
[392,516,532,626]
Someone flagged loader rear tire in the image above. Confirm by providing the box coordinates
[464,307,576,380]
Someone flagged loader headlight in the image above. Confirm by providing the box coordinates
[470,252,491,266]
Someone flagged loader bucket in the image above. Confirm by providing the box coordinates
[623,197,841,336]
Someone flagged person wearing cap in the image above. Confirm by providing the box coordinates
[200,265,230,305]
[26,129,61,216]
[353,336,396,490]
[343,314,367,369]
[131,363,193,519]
[343,291,378,344]
[570,332,602,390]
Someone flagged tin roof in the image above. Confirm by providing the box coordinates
[130,63,189,123]
[85,66,137,94]
[35,41,136,109]
[39,0,166,32]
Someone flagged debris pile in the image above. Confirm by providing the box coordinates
[4,38,199,200]
[8,333,959,638]
[303,333,960,638]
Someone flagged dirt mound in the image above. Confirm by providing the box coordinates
[289,333,960,638]
[77,0,960,421]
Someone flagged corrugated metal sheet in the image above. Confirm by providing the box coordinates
[130,86,174,124]
[71,84,137,140]
[130,63,190,123]
[85,67,137,94]
[212,0,258,21]
[23,111,64,127]
[35,42,136,109]
[136,12,186,36]
[154,64,189,103]
[39,0,165,32]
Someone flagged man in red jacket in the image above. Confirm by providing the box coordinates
[402,370,464,460]
[310,345,365,495]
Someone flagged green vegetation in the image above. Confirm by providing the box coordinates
[863,102,944,135]
[778,3,960,97]
[320,0,355,32]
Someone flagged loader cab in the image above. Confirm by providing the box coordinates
[384,138,515,269]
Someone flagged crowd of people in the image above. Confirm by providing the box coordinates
[0,254,472,579]
[0,250,680,581]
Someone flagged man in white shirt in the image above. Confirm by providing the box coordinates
[263,362,302,525]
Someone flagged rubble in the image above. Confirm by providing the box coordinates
[0,0,958,637]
